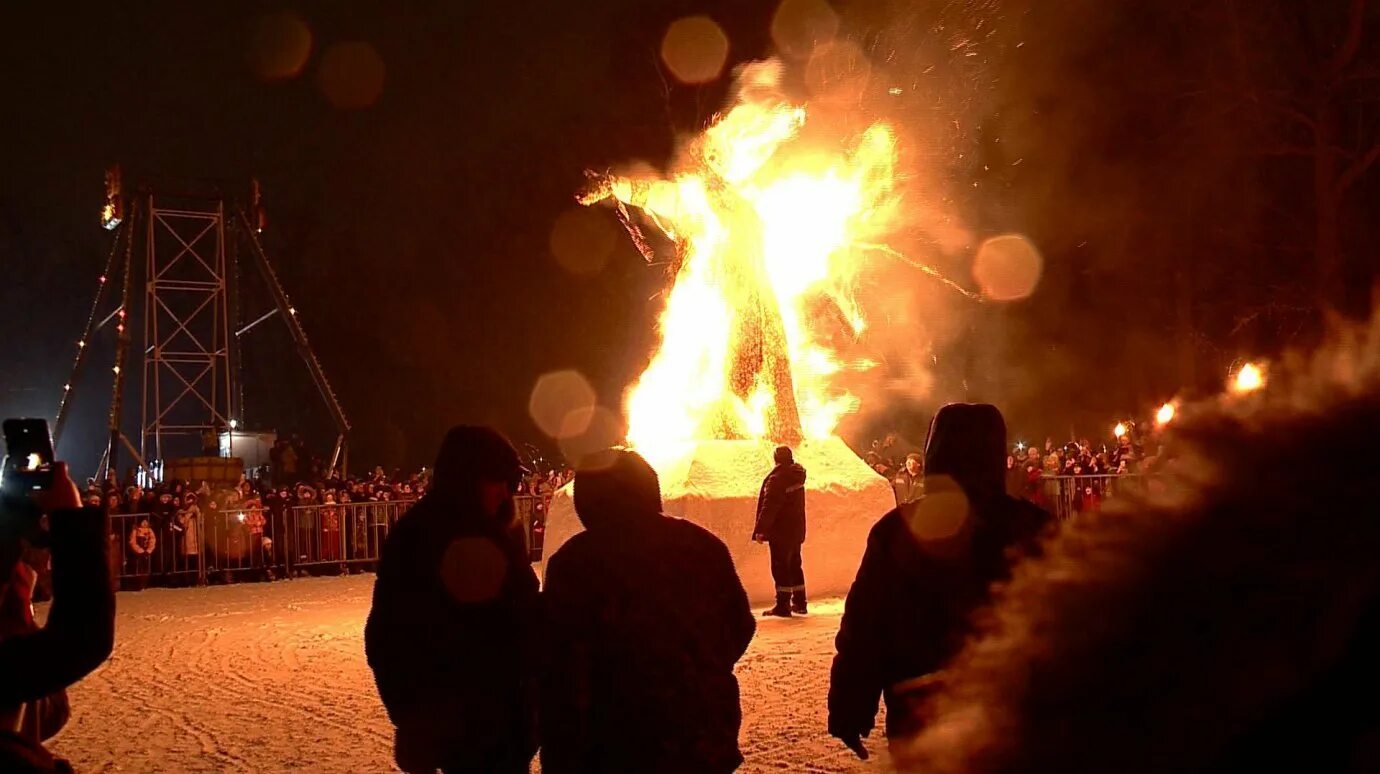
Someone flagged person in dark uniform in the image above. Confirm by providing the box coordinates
[542,448,755,773]
[828,403,1051,760]
[753,446,808,617]
[364,426,538,774]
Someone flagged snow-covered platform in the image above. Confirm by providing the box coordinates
[543,437,896,602]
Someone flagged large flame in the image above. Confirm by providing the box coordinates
[584,63,899,462]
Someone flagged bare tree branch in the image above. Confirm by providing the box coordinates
[1337,139,1380,192]
[1325,0,1368,76]
[1238,91,1318,131]
[1256,146,1318,157]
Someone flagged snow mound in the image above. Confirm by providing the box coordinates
[543,438,895,602]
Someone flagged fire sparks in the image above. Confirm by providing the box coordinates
[1113,422,1128,439]
[583,62,898,460]
[1231,362,1265,394]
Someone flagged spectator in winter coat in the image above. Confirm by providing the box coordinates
[542,448,755,774]
[829,403,1051,761]
[365,426,538,774]
[319,492,341,563]
[174,495,201,576]
[127,518,156,589]
[753,446,809,617]
[892,453,924,506]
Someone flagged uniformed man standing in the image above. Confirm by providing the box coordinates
[753,446,808,617]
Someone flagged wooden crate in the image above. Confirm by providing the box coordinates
[164,456,244,487]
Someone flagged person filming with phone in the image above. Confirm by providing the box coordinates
[0,418,116,771]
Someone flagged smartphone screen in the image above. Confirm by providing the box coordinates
[3,418,56,493]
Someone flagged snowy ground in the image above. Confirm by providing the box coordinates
[44,575,891,772]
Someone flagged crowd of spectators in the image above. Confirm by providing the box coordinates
[88,441,573,591]
[865,429,1164,515]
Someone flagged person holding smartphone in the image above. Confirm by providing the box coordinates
[0,419,116,771]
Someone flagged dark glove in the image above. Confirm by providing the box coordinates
[833,730,870,760]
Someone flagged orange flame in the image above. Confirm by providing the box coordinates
[1231,362,1265,394]
[1155,402,1176,427]
[584,62,898,461]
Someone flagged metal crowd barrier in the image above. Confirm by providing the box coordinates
[515,495,548,562]
[1032,474,1154,521]
[111,494,552,589]
[110,511,209,588]
[288,500,411,571]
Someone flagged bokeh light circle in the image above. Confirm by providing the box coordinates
[550,207,618,275]
[529,370,598,439]
[972,234,1043,301]
[247,11,313,80]
[318,41,386,109]
[903,475,970,542]
[557,406,627,471]
[660,16,730,85]
[771,0,839,59]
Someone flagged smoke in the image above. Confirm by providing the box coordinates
[768,0,1026,447]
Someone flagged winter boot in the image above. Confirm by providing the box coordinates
[791,589,808,615]
[762,592,793,617]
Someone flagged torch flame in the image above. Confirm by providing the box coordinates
[1155,402,1176,427]
[1113,422,1128,439]
[1232,362,1265,394]
[585,62,898,462]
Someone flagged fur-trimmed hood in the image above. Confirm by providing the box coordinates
[899,313,1380,773]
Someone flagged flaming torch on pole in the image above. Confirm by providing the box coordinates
[1230,361,1266,394]
[1155,402,1177,428]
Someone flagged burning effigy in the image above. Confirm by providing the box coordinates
[544,61,901,600]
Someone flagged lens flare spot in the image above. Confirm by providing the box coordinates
[318,41,385,109]
[529,370,598,439]
[660,16,730,85]
[550,207,618,275]
[972,234,1042,301]
[558,406,627,471]
[904,475,969,542]
[247,11,313,80]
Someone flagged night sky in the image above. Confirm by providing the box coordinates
[4,1,1378,474]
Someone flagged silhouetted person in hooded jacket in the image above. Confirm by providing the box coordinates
[541,448,755,774]
[753,446,808,617]
[365,426,538,774]
[828,403,1050,760]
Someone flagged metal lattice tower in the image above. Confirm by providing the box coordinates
[55,172,350,479]
[141,194,235,462]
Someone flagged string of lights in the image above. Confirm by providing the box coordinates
[103,197,140,476]
[52,213,129,447]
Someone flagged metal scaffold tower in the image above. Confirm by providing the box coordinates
[53,168,350,479]
[142,192,234,463]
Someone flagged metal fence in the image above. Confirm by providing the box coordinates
[1033,474,1156,521]
[288,501,411,571]
[111,494,551,588]
[110,512,205,588]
